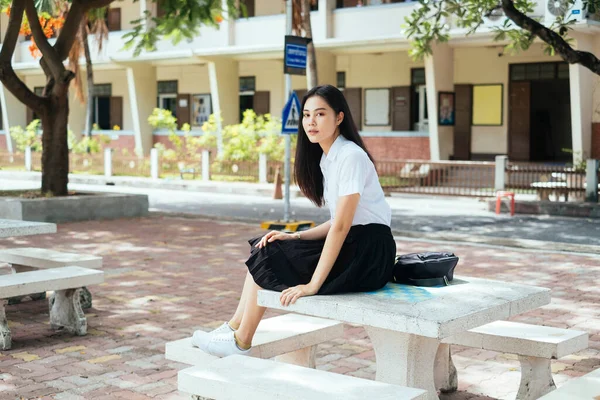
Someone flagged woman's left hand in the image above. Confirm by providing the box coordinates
[280,284,318,306]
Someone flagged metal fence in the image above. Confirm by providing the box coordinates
[0,151,25,171]
[2,149,598,201]
[506,162,587,201]
[69,153,105,175]
[376,159,496,197]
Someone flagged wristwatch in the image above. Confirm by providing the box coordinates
[295,232,301,240]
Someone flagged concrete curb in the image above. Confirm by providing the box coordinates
[0,170,303,198]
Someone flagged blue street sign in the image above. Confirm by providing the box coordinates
[284,35,309,76]
[285,44,307,69]
[282,92,301,134]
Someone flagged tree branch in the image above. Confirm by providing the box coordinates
[0,65,47,113]
[501,0,600,74]
[0,0,25,63]
[53,0,113,60]
[53,0,86,60]
[25,0,64,81]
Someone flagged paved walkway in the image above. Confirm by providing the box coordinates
[2,177,600,253]
[0,215,599,399]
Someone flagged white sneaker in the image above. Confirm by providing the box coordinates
[201,331,251,358]
[190,322,234,348]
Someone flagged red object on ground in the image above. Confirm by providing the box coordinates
[495,191,515,216]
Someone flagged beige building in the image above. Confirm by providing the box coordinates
[1,0,599,163]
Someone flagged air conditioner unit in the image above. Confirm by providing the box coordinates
[482,2,507,28]
[545,0,588,26]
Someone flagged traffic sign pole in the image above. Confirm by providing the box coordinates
[283,0,292,222]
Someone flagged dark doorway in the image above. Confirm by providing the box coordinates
[509,62,571,162]
[529,80,571,162]
[94,97,111,130]
[239,94,253,121]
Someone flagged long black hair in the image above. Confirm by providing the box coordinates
[294,84,374,207]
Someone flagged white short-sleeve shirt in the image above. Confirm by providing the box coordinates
[319,135,391,226]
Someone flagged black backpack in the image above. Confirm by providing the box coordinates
[392,252,459,287]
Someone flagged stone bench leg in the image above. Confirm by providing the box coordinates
[516,355,556,400]
[49,288,87,336]
[434,343,458,393]
[0,299,11,350]
[366,326,439,400]
[7,265,46,305]
[274,346,317,368]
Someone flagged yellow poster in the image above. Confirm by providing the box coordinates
[472,85,503,125]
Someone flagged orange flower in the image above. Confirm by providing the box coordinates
[215,15,223,23]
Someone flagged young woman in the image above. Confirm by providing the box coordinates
[192,84,395,357]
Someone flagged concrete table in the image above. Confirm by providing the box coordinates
[258,276,551,400]
[0,219,57,239]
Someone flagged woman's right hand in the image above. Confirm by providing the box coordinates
[255,231,295,248]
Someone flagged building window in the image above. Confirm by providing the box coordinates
[239,77,256,93]
[92,84,112,130]
[239,76,257,122]
[411,68,426,86]
[31,87,45,122]
[157,80,178,118]
[510,62,569,81]
[336,71,346,89]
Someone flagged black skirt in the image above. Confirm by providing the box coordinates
[245,223,396,295]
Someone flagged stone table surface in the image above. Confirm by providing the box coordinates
[258,276,551,339]
[0,219,57,239]
[259,277,551,399]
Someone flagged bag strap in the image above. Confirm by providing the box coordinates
[405,276,450,287]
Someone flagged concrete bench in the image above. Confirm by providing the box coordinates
[538,366,600,399]
[178,355,428,400]
[440,321,589,400]
[0,266,104,350]
[0,247,102,308]
[166,314,343,368]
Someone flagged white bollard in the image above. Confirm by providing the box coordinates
[202,149,210,181]
[150,148,159,179]
[259,153,267,184]
[25,146,32,171]
[104,148,112,178]
[495,155,508,191]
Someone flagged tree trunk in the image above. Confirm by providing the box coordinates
[82,21,95,145]
[41,92,70,196]
[302,0,318,88]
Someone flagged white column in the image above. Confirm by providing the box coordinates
[208,58,239,157]
[0,84,27,153]
[126,65,157,156]
[150,148,159,179]
[495,155,508,191]
[222,0,236,46]
[569,33,595,164]
[317,0,336,39]
[202,149,211,181]
[424,43,454,161]
[259,153,267,184]
[25,146,32,171]
[104,148,112,178]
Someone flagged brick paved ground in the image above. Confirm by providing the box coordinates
[0,214,599,400]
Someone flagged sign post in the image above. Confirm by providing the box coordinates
[281,0,308,223]
[260,0,315,233]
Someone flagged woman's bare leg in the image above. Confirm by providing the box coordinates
[229,272,256,329]
[234,277,266,346]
